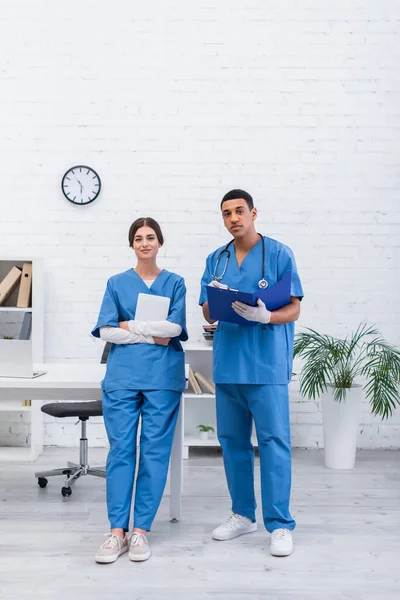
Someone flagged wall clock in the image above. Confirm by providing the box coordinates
[61,165,101,205]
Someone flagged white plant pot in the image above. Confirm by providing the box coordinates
[321,385,362,470]
[199,431,209,441]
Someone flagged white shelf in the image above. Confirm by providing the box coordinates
[0,403,31,412]
[182,343,213,352]
[0,447,33,462]
[0,307,32,313]
[184,436,259,448]
[184,393,215,399]
[0,258,44,462]
[184,435,220,447]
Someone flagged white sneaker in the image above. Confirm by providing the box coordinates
[270,528,293,556]
[128,532,151,562]
[95,533,128,564]
[212,513,257,541]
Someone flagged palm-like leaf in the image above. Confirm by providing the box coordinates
[295,322,400,419]
[299,351,331,400]
[346,322,379,359]
[360,341,400,418]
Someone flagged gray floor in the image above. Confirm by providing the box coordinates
[0,448,399,600]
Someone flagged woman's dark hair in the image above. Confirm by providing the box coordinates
[220,189,254,211]
[128,217,164,247]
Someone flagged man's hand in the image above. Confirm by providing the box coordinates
[153,337,171,346]
[208,280,228,290]
[119,321,130,331]
[232,298,271,324]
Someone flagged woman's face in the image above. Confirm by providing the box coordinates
[132,226,161,261]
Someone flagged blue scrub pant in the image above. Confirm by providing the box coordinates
[102,389,181,532]
[216,384,295,533]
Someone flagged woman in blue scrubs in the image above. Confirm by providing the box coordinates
[199,190,303,557]
[92,217,187,564]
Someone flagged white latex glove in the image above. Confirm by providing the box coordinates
[208,280,228,290]
[232,298,271,324]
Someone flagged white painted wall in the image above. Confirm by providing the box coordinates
[1,0,400,448]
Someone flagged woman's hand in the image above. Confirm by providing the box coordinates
[118,321,130,331]
[153,337,170,346]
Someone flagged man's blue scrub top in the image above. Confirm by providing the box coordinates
[199,236,303,385]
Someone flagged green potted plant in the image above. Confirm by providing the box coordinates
[197,424,215,441]
[294,322,400,469]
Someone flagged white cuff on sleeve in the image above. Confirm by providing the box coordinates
[128,320,182,338]
[100,326,154,345]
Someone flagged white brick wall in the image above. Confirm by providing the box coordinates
[1,0,400,448]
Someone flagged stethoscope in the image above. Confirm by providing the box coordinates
[212,233,268,289]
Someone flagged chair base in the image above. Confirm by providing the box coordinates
[34,418,105,496]
[35,462,106,489]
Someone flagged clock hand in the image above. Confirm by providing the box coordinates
[74,176,83,194]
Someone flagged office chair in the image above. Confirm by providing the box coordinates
[34,343,110,497]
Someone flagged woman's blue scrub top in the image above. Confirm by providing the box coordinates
[199,236,304,385]
[92,269,188,393]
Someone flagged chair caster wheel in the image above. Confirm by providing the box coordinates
[61,486,72,497]
[38,477,48,488]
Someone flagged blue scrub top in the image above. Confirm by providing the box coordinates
[92,269,188,393]
[199,236,304,385]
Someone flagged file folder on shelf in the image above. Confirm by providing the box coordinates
[19,312,32,340]
[188,366,202,395]
[194,371,216,395]
[17,263,32,308]
[206,271,292,326]
[0,266,22,306]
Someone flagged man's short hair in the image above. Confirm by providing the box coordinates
[220,189,254,211]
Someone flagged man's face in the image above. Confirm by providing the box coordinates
[221,198,257,239]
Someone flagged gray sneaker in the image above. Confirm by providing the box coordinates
[128,532,151,562]
[95,533,128,564]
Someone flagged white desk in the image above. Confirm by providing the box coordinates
[0,363,184,522]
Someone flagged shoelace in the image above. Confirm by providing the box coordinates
[101,534,122,549]
[272,528,290,540]
[224,513,243,530]
[131,533,147,547]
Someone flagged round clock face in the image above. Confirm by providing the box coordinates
[61,165,101,205]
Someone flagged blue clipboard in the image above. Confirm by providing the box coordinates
[206,271,292,326]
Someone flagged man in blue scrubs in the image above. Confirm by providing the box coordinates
[199,190,303,557]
